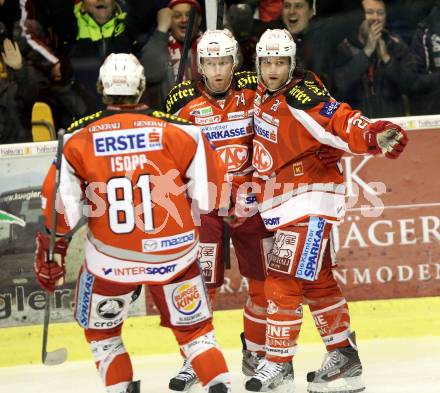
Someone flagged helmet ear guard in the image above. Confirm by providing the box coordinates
[97,53,146,100]
[256,29,297,91]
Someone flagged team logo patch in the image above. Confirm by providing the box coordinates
[268,230,300,275]
[252,140,273,172]
[96,298,125,319]
[172,283,202,316]
[319,101,341,118]
[293,161,304,176]
[217,144,249,171]
[198,243,218,284]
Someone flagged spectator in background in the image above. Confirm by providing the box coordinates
[12,20,87,131]
[265,0,352,89]
[0,37,31,143]
[408,3,440,115]
[333,0,413,118]
[62,0,137,110]
[383,0,436,46]
[140,0,203,109]
[21,0,155,112]
[258,0,282,23]
[225,0,282,24]
[0,0,20,39]
[227,3,257,71]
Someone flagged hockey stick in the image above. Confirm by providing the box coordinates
[215,0,231,269]
[175,4,197,84]
[216,0,224,30]
[42,128,68,366]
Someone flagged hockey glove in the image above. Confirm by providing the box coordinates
[34,232,68,292]
[317,145,345,166]
[365,120,408,159]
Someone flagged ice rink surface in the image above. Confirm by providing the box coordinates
[2,336,439,393]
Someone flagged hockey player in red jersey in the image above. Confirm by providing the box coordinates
[245,29,408,392]
[165,29,274,391]
[33,53,233,393]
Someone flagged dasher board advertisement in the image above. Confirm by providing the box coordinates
[0,142,145,327]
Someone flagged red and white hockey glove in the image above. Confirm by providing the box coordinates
[365,120,408,159]
[317,145,345,166]
[34,232,68,292]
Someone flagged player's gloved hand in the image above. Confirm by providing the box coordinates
[317,145,345,166]
[34,232,68,292]
[365,120,408,159]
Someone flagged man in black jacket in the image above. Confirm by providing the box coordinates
[20,0,156,111]
[332,0,413,118]
[408,3,440,115]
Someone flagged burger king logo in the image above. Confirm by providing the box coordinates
[172,283,202,315]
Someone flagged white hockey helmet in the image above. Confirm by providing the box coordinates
[197,29,239,72]
[256,29,296,90]
[98,53,146,97]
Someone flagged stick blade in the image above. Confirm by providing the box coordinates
[43,348,68,366]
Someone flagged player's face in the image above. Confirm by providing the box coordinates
[363,0,386,30]
[201,56,234,93]
[171,3,201,42]
[82,0,114,25]
[282,0,314,35]
[260,56,290,91]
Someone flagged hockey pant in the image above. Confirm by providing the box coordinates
[198,209,273,355]
[264,218,351,363]
[75,262,230,392]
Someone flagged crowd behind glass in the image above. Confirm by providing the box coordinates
[0,0,439,144]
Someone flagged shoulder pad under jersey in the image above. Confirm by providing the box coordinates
[151,110,191,125]
[234,70,257,91]
[165,79,200,114]
[68,111,104,132]
[284,71,330,110]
